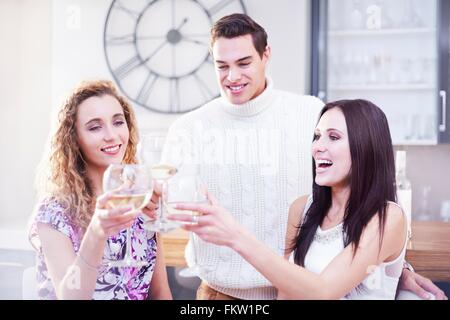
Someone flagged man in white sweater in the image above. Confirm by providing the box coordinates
[160,14,446,300]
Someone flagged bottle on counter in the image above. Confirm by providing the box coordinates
[395,150,412,239]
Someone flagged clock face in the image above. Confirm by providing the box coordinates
[104,0,247,113]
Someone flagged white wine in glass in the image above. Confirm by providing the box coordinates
[107,193,152,210]
[151,164,178,180]
[138,133,180,233]
[103,164,152,268]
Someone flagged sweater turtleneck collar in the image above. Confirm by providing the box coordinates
[219,77,274,117]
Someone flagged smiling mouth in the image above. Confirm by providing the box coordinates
[226,84,247,93]
[316,159,333,169]
[101,144,121,154]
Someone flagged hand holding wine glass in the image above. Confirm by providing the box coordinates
[90,192,139,241]
[168,190,247,249]
[141,182,162,221]
[102,164,153,267]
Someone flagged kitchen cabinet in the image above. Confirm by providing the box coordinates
[311,0,450,144]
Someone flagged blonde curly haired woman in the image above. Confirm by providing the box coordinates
[28,80,172,300]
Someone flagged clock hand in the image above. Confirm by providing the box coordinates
[180,33,209,38]
[172,45,176,77]
[175,17,189,31]
[182,38,208,47]
[171,0,176,29]
[117,38,169,80]
[166,18,189,46]
[141,40,169,65]
[136,35,166,41]
[139,20,192,65]
[179,32,209,45]
[178,30,209,47]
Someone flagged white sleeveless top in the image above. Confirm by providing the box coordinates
[291,195,407,300]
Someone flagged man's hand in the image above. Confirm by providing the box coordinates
[141,183,162,220]
[398,268,448,300]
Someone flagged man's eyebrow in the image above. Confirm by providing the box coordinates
[215,56,253,64]
[236,56,252,62]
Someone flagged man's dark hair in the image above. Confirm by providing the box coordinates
[210,13,268,58]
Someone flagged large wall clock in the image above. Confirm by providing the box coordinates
[104,0,247,114]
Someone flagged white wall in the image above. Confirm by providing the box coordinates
[0,0,52,229]
[0,0,311,229]
[246,0,310,94]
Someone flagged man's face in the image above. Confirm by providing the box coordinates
[212,34,270,105]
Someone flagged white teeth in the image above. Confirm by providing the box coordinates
[316,159,333,165]
[229,85,244,91]
[103,145,119,152]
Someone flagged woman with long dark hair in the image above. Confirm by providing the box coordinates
[171,99,409,299]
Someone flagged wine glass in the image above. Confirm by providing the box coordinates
[165,171,208,278]
[440,201,450,222]
[138,133,180,233]
[416,186,432,221]
[103,164,152,267]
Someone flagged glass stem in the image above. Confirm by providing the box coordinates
[157,195,163,222]
[191,232,196,266]
[125,226,132,261]
[160,180,168,222]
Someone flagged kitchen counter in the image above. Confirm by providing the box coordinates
[162,221,450,282]
[161,228,190,267]
[406,221,450,282]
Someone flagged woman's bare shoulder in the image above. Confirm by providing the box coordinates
[288,195,310,223]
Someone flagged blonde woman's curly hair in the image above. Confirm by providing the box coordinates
[38,80,139,230]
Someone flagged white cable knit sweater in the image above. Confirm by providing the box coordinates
[162,78,324,299]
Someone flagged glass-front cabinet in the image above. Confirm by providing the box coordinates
[311,0,450,144]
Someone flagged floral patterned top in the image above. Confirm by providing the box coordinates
[28,198,157,300]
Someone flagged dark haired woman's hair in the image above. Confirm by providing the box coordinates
[293,99,396,266]
[210,13,268,58]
